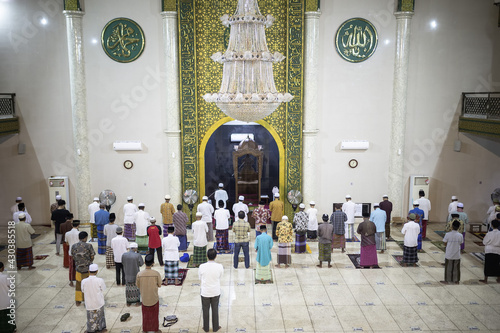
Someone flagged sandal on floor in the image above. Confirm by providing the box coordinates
[120,313,130,322]
[162,315,178,327]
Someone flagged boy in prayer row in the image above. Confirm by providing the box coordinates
[60,213,74,268]
[13,202,32,223]
[401,213,420,267]
[147,217,163,266]
[441,220,463,284]
[65,219,80,286]
[104,213,118,269]
[317,214,333,268]
[163,226,181,285]
[307,201,318,240]
[192,212,209,268]
[173,204,189,251]
[480,219,500,284]
[81,264,107,333]
[111,226,128,286]
[255,225,273,282]
[215,200,231,251]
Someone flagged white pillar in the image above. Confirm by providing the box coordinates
[302,10,321,205]
[63,10,91,221]
[388,11,414,218]
[161,11,182,204]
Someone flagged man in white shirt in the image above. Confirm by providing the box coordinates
[192,212,209,267]
[232,196,249,222]
[12,203,32,224]
[199,248,224,333]
[306,201,318,239]
[441,220,464,284]
[417,190,431,239]
[342,195,356,239]
[133,203,151,251]
[81,264,107,333]
[10,196,22,214]
[87,197,100,241]
[214,183,228,209]
[65,220,81,287]
[214,200,231,251]
[162,226,181,285]
[448,196,459,215]
[123,196,138,241]
[401,213,420,267]
[197,196,215,242]
[480,219,500,284]
[111,227,129,286]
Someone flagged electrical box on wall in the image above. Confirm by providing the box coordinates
[409,175,429,211]
[113,141,142,151]
[48,176,70,211]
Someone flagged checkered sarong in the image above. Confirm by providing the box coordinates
[295,234,306,253]
[125,282,141,304]
[216,229,229,250]
[16,247,33,267]
[277,243,291,265]
[375,232,386,250]
[332,234,345,249]
[318,242,331,262]
[124,223,136,241]
[192,245,207,266]
[105,247,115,268]
[164,260,179,279]
[97,226,107,255]
[403,245,418,264]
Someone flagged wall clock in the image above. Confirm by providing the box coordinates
[102,17,145,63]
[348,159,358,168]
[123,160,133,169]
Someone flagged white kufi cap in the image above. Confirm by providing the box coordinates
[16,197,22,201]
[345,195,351,199]
[93,197,99,201]
[128,242,138,248]
[274,193,280,198]
[55,195,62,200]
[282,215,288,220]
[238,195,244,201]
[138,203,145,207]
[299,203,305,209]
[202,196,208,201]
[196,212,203,217]
[413,200,419,205]
[89,264,98,272]
[218,183,223,187]
[310,201,315,205]
[451,196,457,200]
[127,196,133,200]
[457,202,464,208]
[373,203,379,207]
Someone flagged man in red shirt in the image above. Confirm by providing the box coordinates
[147,217,163,266]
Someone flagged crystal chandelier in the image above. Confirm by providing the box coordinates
[203,0,293,123]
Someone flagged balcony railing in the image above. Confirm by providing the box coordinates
[462,92,500,119]
[0,93,15,118]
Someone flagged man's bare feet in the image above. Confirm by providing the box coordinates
[28,266,36,270]
[439,280,449,284]
[327,264,332,268]
[316,264,322,268]
[69,281,74,287]
[75,301,81,306]
[380,250,384,254]
[275,264,280,268]
[285,264,289,268]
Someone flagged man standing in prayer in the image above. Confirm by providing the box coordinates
[0,262,16,333]
[147,217,163,265]
[60,213,74,268]
[342,195,356,240]
[134,203,151,252]
[123,196,138,241]
[408,201,424,251]
[330,204,347,253]
[379,195,393,240]
[485,198,500,230]
[103,213,119,268]
[447,203,468,251]
[122,242,144,306]
[252,200,270,237]
[65,219,80,286]
[88,197,100,242]
[269,192,284,240]
[417,190,431,239]
[15,212,36,270]
[441,220,463,284]
[293,203,308,253]
[173,204,189,251]
[197,196,215,242]
[192,212,209,267]
[94,204,110,255]
[306,201,318,239]
[357,212,378,268]
[111,226,128,286]
[13,203,32,223]
[255,225,273,282]
[162,226,181,285]
[71,231,95,306]
[369,203,387,253]
[317,214,334,268]
[81,264,107,333]
[199,248,224,333]
[215,200,231,251]
[10,196,22,214]
[232,195,249,222]
[276,215,293,268]
[214,183,228,209]
[401,213,420,267]
[136,254,162,333]
[51,199,70,256]
[233,211,251,269]
[160,194,176,235]
[480,219,500,284]
[50,194,61,214]
[448,195,459,215]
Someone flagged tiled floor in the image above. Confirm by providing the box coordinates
[2,222,500,333]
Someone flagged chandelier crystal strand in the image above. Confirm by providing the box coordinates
[203,0,293,123]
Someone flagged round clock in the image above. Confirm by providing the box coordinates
[123,160,133,169]
[348,159,358,168]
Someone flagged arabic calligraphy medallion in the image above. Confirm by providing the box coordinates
[335,18,378,63]
[101,18,145,63]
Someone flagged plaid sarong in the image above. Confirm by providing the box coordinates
[332,234,345,249]
[277,243,291,265]
[255,262,272,283]
[86,306,106,333]
[106,246,115,268]
[16,247,33,268]
[97,225,107,255]
[75,271,89,302]
[216,229,229,250]
[192,245,208,266]
[68,256,76,282]
[295,234,306,253]
[125,282,141,304]
[178,235,188,251]
[444,258,460,283]
[142,301,159,332]
[164,260,179,279]
[135,235,149,252]
[375,232,386,250]
[124,223,136,241]
[403,245,419,264]
[360,244,378,267]
[318,242,331,262]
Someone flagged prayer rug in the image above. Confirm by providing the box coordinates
[386,236,397,242]
[431,241,446,252]
[392,254,419,267]
[30,234,41,239]
[34,255,49,260]
[470,252,485,262]
[213,242,234,254]
[345,235,360,242]
[396,241,426,253]
[162,268,188,286]
[254,265,273,284]
[471,232,486,240]
[0,246,5,252]
[348,253,381,269]
[434,230,446,238]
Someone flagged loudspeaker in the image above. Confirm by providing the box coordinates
[453,140,462,152]
[18,143,26,155]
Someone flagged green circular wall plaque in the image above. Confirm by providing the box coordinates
[335,18,378,63]
[101,17,145,63]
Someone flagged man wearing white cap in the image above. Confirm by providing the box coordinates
[111,226,128,285]
[122,242,144,306]
[342,195,356,240]
[10,197,23,214]
[13,203,32,224]
[161,194,176,235]
[81,263,107,333]
[214,183,228,209]
[417,190,432,239]
[408,201,425,251]
[134,203,151,252]
[123,196,138,241]
[192,212,209,267]
[215,200,231,251]
[379,195,393,240]
[447,202,468,251]
[293,203,308,253]
[87,197,100,241]
[197,196,215,242]
[232,195,249,222]
[307,201,318,239]
[269,192,284,240]
[50,194,61,214]
[15,212,36,270]
[448,196,459,215]
[369,203,387,253]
